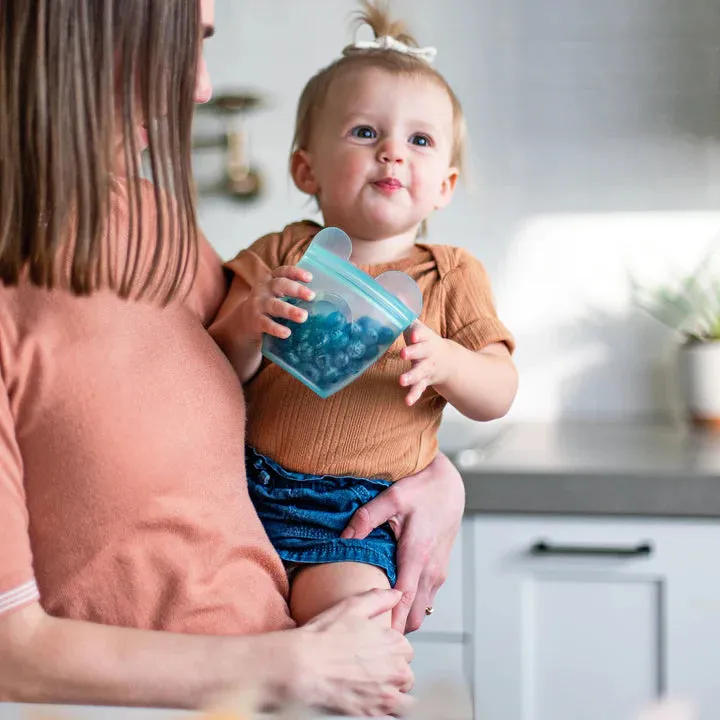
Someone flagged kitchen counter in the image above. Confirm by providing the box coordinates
[444,420,720,518]
[0,705,344,720]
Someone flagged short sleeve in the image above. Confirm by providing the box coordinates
[0,375,39,617]
[224,231,286,297]
[441,249,515,353]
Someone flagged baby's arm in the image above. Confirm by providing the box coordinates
[211,265,313,384]
[399,247,517,420]
[209,229,319,384]
[401,323,517,421]
[210,272,262,383]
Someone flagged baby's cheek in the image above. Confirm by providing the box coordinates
[340,153,370,186]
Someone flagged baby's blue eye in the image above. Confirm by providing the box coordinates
[410,134,432,147]
[351,126,377,139]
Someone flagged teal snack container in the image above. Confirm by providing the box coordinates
[262,227,422,398]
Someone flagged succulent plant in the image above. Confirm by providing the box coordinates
[631,247,720,342]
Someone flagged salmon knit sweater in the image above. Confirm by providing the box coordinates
[222,222,514,481]
[0,179,293,633]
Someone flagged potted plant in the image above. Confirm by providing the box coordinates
[632,252,720,428]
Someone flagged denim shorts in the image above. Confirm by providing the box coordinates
[246,447,398,586]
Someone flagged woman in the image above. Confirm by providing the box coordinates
[0,0,464,715]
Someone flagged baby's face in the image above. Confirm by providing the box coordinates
[302,67,458,242]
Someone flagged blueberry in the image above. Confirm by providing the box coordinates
[362,327,379,346]
[378,326,396,345]
[315,353,332,370]
[295,327,311,343]
[325,311,346,330]
[321,367,342,387]
[347,340,366,360]
[284,350,300,366]
[310,331,330,351]
[297,341,313,361]
[329,328,349,349]
[348,361,365,376]
[364,344,379,360]
[358,316,382,333]
[333,350,350,369]
[348,322,364,340]
[301,364,321,384]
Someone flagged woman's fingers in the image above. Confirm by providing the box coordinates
[307,588,403,630]
[292,599,415,716]
[405,568,441,635]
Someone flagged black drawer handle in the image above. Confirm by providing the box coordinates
[530,540,653,558]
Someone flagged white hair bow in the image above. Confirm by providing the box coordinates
[343,35,437,65]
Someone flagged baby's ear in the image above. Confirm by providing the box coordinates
[434,166,459,210]
[291,150,319,196]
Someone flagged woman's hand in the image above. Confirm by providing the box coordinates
[277,589,415,717]
[0,594,411,715]
[341,453,465,633]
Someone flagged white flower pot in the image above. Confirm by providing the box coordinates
[678,340,720,428]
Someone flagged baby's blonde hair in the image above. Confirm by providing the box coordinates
[291,0,467,177]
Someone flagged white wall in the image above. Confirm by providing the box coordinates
[198,0,720,423]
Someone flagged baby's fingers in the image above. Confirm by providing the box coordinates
[269,276,315,303]
[404,378,429,406]
[271,265,312,284]
[261,297,308,338]
[401,340,431,362]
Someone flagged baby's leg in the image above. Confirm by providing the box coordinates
[290,562,392,626]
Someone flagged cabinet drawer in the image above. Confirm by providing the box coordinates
[472,515,720,720]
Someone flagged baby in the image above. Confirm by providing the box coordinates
[211,0,518,627]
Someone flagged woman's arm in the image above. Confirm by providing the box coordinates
[342,452,465,634]
[0,591,413,716]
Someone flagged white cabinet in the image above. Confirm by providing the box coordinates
[414,519,467,636]
[471,516,720,720]
[410,639,468,695]
[409,521,471,701]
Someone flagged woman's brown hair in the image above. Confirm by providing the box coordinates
[0,0,200,302]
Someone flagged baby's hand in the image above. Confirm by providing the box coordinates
[399,321,452,406]
[242,265,315,342]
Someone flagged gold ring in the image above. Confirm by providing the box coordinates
[425,606,434,616]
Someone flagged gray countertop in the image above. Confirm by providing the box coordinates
[443,420,720,518]
[0,705,343,720]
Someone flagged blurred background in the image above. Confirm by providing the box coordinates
[190,5,720,718]
[194,0,720,425]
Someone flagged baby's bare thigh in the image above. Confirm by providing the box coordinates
[290,562,392,626]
